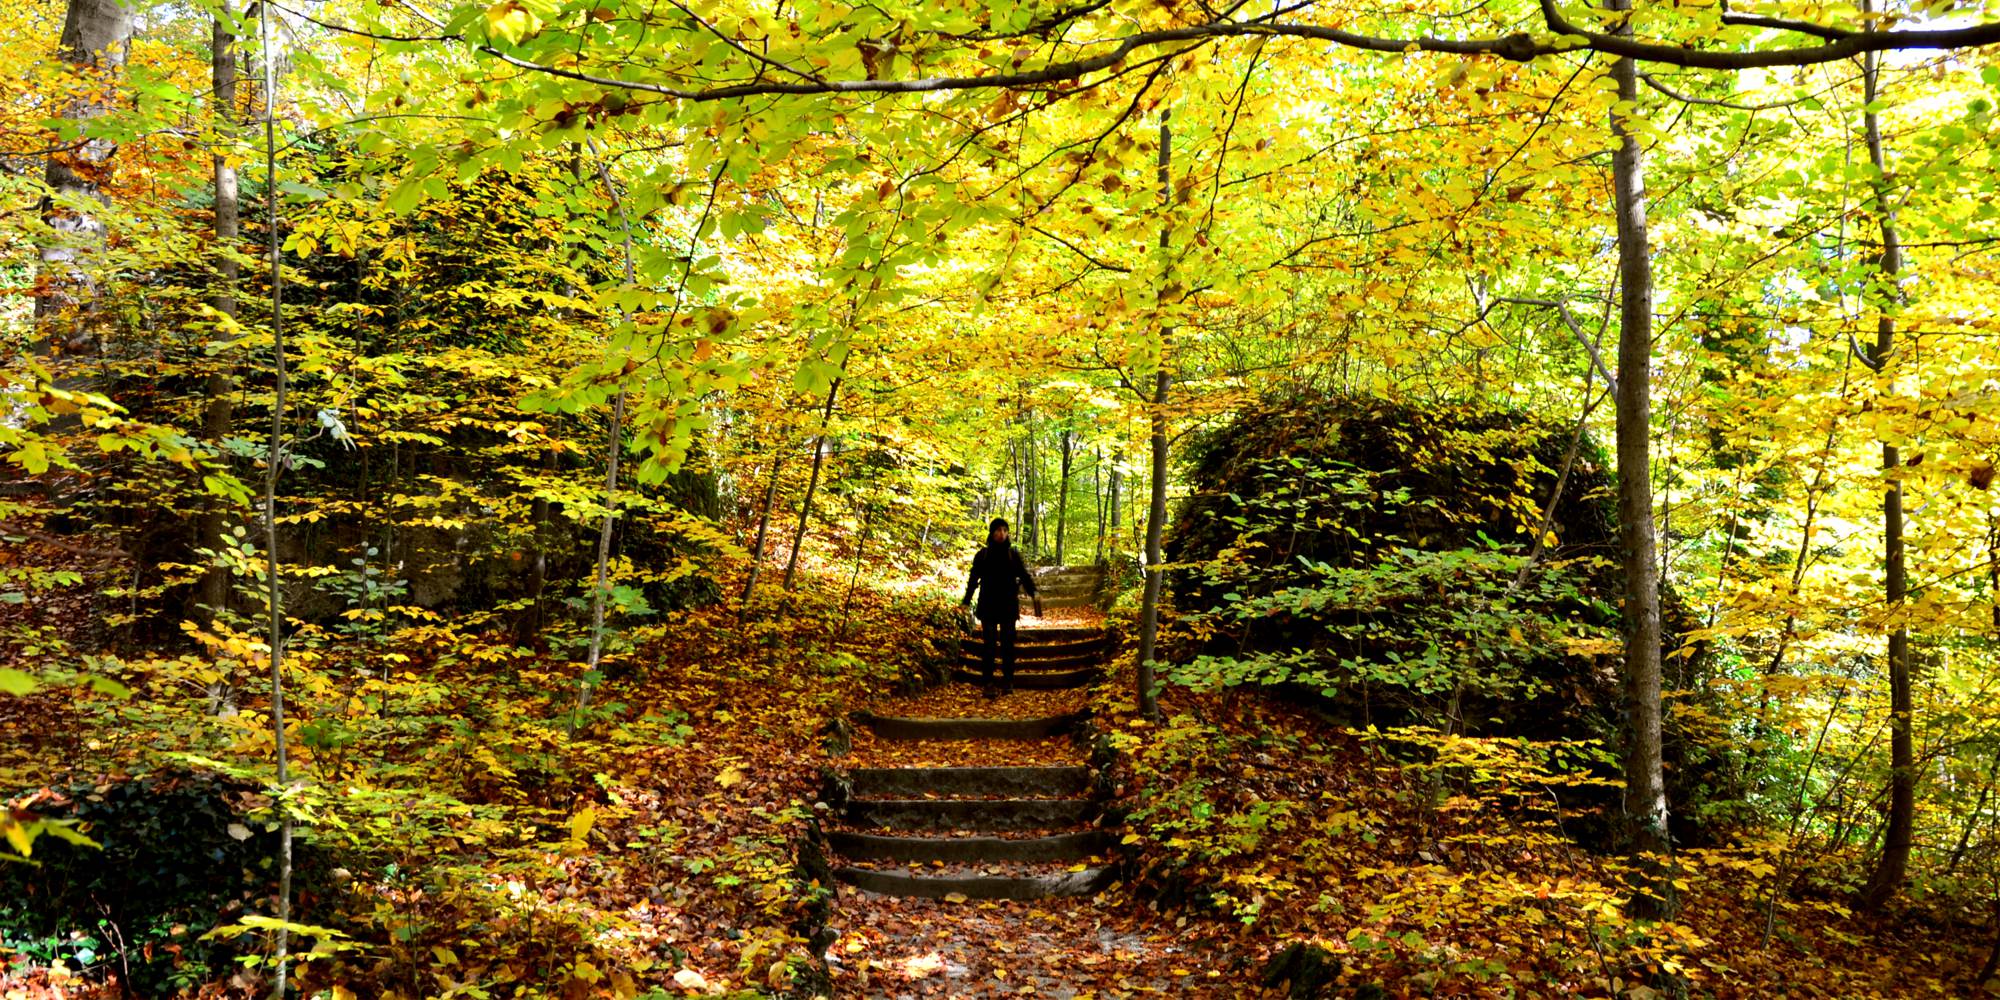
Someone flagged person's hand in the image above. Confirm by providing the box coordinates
[1033,597,1045,618]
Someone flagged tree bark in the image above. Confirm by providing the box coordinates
[195,4,240,626]
[1056,429,1074,564]
[1093,446,1105,564]
[1607,0,1673,918]
[781,377,841,591]
[253,6,294,993]
[739,449,784,606]
[35,0,133,357]
[1858,31,1914,912]
[1135,107,1172,723]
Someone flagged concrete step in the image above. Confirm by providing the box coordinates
[833,864,1113,900]
[846,765,1093,799]
[959,650,1103,671]
[827,829,1116,864]
[1033,566,1108,582]
[1035,594,1101,610]
[853,710,1085,741]
[1012,625,1107,644]
[845,796,1100,831]
[963,634,1107,658]
[951,667,1101,689]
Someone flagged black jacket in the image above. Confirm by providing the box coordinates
[963,543,1037,622]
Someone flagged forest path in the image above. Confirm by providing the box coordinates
[817,568,1239,997]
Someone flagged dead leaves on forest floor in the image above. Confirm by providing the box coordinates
[825,889,1249,999]
[825,609,1240,999]
[874,685,1088,720]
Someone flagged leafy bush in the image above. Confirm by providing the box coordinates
[0,770,295,994]
[1165,392,1622,733]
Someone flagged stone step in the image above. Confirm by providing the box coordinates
[1034,593,1101,610]
[963,633,1106,655]
[833,865,1114,900]
[1033,566,1107,582]
[853,710,1085,741]
[1012,625,1108,644]
[827,829,1116,864]
[951,667,1101,689]
[959,650,1103,671]
[845,796,1100,831]
[846,765,1093,799]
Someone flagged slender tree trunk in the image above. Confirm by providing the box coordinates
[519,447,555,645]
[1109,453,1121,554]
[1012,439,1024,536]
[1859,32,1914,911]
[740,449,784,606]
[835,502,875,643]
[195,4,240,625]
[1135,108,1173,723]
[1607,0,1673,918]
[1056,429,1074,564]
[1094,446,1105,565]
[782,378,841,591]
[1025,414,1039,556]
[35,0,133,356]
[254,5,293,992]
[570,141,645,729]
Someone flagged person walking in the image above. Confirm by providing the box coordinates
[961,517,1042,697]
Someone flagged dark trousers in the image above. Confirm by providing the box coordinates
[979,619,1017,684]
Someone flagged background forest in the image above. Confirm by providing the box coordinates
[6,0,2000,995]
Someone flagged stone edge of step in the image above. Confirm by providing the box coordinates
[832,864,1114,900]
[827,829,1117,864]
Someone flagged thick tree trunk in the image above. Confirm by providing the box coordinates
[1858,36,1914,912]
[1607,0,1673,918]
[1135,108,1172,723]
[36,0,133,357]
[782,378,841,591]
[195,5,240,625]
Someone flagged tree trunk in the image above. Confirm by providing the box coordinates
[253,5,294,993]
[1094,446,1105,564]
[36,0,133,357]
[1056,429,1074,564]
[1607,0,1673,918]
[1135,108,1172,723]
[740,449,784,606]
[1858,32,1914,912]
[1024,414,1039,555]
[781,377,842,591]
[195,5,240,626]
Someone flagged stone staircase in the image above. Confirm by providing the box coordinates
[1025,563,1107,610]
[824,565,1119,902]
